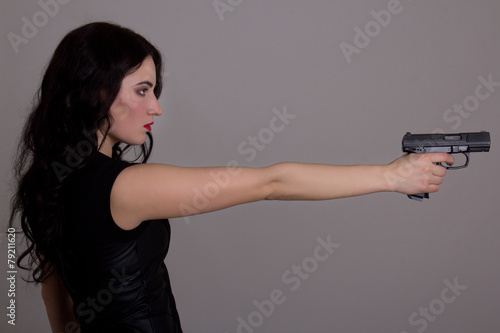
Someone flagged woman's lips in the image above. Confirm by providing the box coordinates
[144,122,154,131]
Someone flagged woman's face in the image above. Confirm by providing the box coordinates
[103,56,162,150]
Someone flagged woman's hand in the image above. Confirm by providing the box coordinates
[384,153,455,195]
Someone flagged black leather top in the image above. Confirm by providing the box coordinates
[59,152,182,332]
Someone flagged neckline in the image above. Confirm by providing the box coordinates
[96,151,112,159]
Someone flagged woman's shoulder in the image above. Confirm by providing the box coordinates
[61,152,135,209]
[67,152,132,181]
[61,152,144,236]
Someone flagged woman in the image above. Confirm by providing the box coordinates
[9,22,454,332]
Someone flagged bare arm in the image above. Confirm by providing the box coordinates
[267,153,454,200]
[42,272,80,333]
[110,153,454,229]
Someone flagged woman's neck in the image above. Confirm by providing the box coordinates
[96,131,116,157]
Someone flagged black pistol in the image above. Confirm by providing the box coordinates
[402,131,491,201]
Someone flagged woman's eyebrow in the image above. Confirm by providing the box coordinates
[135,80,154,87]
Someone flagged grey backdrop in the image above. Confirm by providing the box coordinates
[1,0,499,332]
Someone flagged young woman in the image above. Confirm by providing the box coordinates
[9,22,454,332]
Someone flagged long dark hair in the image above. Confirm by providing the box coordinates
[9,22,163,283]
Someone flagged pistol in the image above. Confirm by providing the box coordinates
[402,131,491,201]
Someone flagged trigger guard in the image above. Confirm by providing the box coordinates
[443,152,469,170]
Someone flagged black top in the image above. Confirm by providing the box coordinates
[60,152,182,332]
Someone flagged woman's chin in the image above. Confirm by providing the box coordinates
[124,134,148,146]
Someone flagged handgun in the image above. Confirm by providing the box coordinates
[402,131,491,201]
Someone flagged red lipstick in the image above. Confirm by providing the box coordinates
[144,122,154,131]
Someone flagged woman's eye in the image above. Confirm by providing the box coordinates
[137,88,148,96]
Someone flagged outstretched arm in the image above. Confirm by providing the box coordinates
[268,153,454,200]
[110,153,454,229]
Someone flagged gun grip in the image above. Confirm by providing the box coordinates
[408,193,429,201]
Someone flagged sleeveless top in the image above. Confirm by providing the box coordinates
[59,152,183,332]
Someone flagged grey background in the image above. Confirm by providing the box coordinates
[1,0,499,332]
